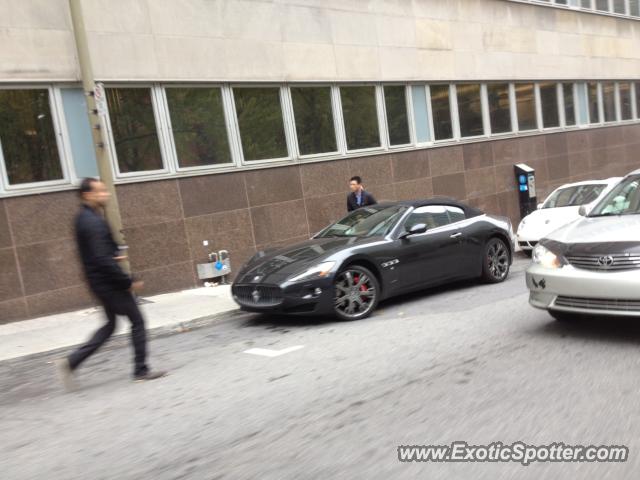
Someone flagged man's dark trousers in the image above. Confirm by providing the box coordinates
[68,290,148,376]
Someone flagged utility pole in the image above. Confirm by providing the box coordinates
[68,0,130,273]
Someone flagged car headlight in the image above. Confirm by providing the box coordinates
[288,261,336,283]
[532,244,564,269]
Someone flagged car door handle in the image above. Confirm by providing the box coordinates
[450,232,462,239]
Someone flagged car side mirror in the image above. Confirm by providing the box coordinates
[578,205,587,216]
[400,223,427,239]
[537,203,543,210]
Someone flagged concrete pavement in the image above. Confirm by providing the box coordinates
[0,284,237,362]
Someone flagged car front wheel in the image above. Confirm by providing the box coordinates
[333,265,379,321]
[482,237,510,283]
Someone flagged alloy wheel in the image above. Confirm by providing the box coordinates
[334,269,377,319]
[486,239,509,281]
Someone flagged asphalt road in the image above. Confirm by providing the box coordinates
[2,255,640,480]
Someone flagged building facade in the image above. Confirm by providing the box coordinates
[1,0,639,322]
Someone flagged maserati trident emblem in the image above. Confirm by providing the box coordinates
[596,255,614,268]
[252,289,261,303]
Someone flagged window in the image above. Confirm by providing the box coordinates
[411,86,431,143]
[290,86,337,156]
[595,0,610,11]
[539,83,560,129]
[233,87,288,161]
[340,86,381,150]
[613,0,626,13]
[0,89,63,185]
[456,84,484,137]
[542,184,606,208]
[383,86,411,146]
[602,82,616,122]
[487,83,512,134]
[580,0,593,7]
[60,88,98,178]
[587,82,600,124]
[562,83,576,126]
[404,205,455,230]
[430,84,453,141]
[631,0,640,16]
[445,206,466,223]
[576,83,590,125]
[590,176,640,216]
[619,82,633,120]
[107,87,163,173]
[515,83,537,131]
[165,87,231,168]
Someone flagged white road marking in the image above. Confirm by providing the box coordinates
[243,345,305,357]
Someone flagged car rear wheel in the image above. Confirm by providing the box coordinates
[333,265,379,321]
[482,237,510,283]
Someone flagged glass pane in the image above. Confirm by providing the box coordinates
[234,87,288,161]
[106,88,163,173]
[487,83,512,134]
[430,84,453,140]
[595,0,610,10]
[383,86,410,146]
[0,89,63,185]
[411,85,430,143]
[602,82,616,122]
[60,88,98,178]
[613,0,626,13]
[290,86,337,156]
[580,0,592,7]
[539,82,560,128]
[166,88,231,168]
[456,84,484,137]
[515,83,537,131]
[555,0,568,4]
[340,86,380,150]
[631,0,640,16]
[619,82,633,120]
[562,83,576,126]
[587,82,599,124]
[576,83,589,124]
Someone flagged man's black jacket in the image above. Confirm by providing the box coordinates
[75,205,132,296]
[347,190,377,212]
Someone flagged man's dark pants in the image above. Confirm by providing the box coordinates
[68,290,148,377]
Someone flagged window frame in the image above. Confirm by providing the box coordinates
[103,83,172,179]
[536,82,563,131]
[337,83,385,154]
[287,83,342,160]
[0,84,74,193]
[381,83,414,149]
[161,83,238,173]
[429,83,457,143]
[454,82,488,140]
[229,84,294,166]
[514,82,539,132]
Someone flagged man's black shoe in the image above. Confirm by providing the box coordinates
[133,370,168,382]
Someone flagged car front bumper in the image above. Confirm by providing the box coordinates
[231,277,335,316]
[526,263,640,317]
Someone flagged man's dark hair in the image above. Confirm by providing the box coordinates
[78,177,99,198]
[350,176,362,184]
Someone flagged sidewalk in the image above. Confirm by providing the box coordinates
[0,285,238,362]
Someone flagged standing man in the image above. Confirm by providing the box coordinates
[347,176,377,212]
[56,178,166,389]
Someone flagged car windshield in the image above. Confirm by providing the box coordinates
[316,205,408,238]
[542,184,605,209]
[589,175,640,217]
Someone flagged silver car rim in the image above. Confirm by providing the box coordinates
[487,240,509,280]
[334,270,376,319]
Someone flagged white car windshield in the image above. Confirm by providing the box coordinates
[542,184,605,209]
[589,175,640,217]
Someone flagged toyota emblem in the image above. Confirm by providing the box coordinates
[596,255,614,267]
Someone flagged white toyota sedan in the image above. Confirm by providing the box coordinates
[517,178,621,254]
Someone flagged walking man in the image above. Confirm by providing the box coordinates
[347,176,377,212]
[57,178,166,389]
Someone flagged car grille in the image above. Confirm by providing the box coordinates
[566,253,640,271]
[554,296,640,313]
[233,285,283,307]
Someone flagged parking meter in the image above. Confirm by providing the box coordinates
[514,163,537,219]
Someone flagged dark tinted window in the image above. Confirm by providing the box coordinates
[487,83,512,134]
[291,86,337,155]
[457,84,484,137]
[430,84,453,140]
[340,86,380,150]
[383,86,411,146]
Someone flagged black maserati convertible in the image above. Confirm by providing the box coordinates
[232,198,515,320]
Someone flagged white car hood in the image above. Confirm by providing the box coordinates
[545,215,640,244]
[518,206,581,239]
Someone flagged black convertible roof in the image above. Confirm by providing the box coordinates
[377,197,485,218]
